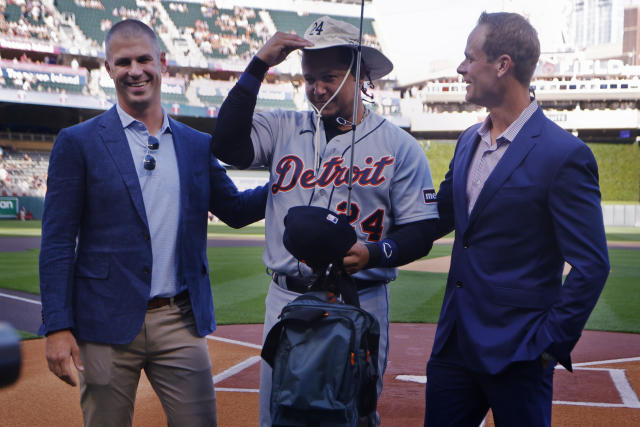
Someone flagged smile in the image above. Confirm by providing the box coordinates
[127,81,149,88]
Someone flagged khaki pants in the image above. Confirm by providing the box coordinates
[78,298,217,427]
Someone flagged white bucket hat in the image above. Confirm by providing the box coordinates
[302,16,393,81]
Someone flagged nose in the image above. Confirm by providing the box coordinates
[457,60,466,76]
[128,61,143,77]
[312,81,327,97]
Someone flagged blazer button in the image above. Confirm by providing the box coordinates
[143,233,150,241]
[143,266,151,274]
[456,280,463,288]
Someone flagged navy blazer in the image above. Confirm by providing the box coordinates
[433,107,610,374]
[39,106,267,344]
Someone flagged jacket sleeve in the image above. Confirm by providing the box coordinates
[208,153,269,228]
[537,142,610,370]
[38,129,85,335]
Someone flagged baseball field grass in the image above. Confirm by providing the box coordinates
[2,220,640,241]
[1,220,639,333]
[0,220,267,237]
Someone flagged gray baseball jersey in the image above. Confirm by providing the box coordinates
[251,109,439,282]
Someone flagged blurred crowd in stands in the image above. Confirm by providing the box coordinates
[192,7,270,59]
[4,1,640,200]
[0,149,47,198]
[0,0,58,41]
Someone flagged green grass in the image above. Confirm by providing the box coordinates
[0,219,42,236]
[207,222,265,237]
[3,220,639,242]
[389,246,640,332]
[0,220,269,238]
[0,249,40,293]
[421,140,456,193]
[606,226,640,242]
[208,246,269,324]
[585,248,640,333]
[18,330,39,340]
[389,271,447,323]
[4,244,638,333]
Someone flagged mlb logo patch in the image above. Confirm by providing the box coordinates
[326,213,339,224]
[423,189,436,204]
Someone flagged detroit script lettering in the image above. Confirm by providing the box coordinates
[271,155,395,193]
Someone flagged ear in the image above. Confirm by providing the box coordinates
[160,52,168,73]
[104,59,113,77]
[495,54,513,78]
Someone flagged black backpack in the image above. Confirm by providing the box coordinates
[262,290,380,427]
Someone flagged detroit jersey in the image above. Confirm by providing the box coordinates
[251,109,439,282]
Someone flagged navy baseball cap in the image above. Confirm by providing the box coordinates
[283,206,357,271]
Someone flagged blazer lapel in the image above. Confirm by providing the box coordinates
[168,118,190,216]
[466,107,543,233]
[98,107,149,228]
[453,127,481,233]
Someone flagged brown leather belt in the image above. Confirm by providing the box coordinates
[147,290,189,310]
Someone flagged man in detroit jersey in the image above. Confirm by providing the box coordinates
[212,16,439,426]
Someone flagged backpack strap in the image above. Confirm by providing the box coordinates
[333,265,360,307]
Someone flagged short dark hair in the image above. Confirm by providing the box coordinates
[477,12,540,85]
[105,19,160,58]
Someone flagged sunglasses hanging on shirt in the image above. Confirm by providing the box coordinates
[144,135,160,171]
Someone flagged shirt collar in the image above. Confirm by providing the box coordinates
[477,99,538,144]
[116,103,172,135]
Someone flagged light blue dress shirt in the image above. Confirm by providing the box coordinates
[116,104,183,298]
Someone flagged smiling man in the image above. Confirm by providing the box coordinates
[212,16,440,426]
[104,23,165,130]
[424,12,609,427]
[39,19,267,426]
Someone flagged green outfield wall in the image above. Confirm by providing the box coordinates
[422,141,640,202]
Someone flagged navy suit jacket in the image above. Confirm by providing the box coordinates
[433,107,610,374]
[39,106,267,344]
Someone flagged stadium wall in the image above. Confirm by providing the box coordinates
[421,141,640,202]
[589,143,640,202]
[0,196,43,220]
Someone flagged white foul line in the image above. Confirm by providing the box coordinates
[206,335,264,393]
[396,375,426,384]
[609,368,640,408]
[552,401,626,407]
[207,334,262,350]
[212,355,262,385]
[0,292,41,305]
[396,358,640,409]
[573,356,640,367]
[215,387,259,393]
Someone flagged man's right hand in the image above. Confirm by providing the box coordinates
[45,329,83,386]
[256,32,313,67]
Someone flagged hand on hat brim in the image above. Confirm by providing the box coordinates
[256,32,314,67]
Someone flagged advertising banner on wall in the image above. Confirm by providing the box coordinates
[0,197,19,218]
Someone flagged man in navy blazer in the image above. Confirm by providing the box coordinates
[39,20,267,426]
[424,12,610,426]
